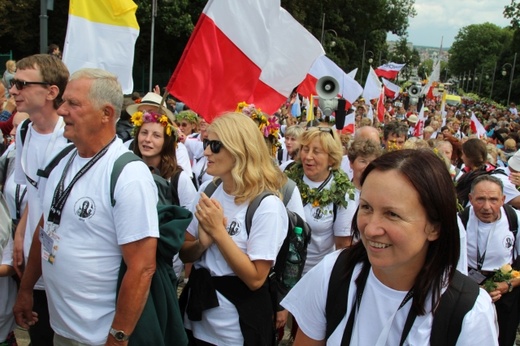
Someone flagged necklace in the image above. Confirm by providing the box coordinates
[286,162,354,213]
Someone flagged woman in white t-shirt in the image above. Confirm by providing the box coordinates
[179,112,288,345]
[282,149,498,345]
[285,127,356,274]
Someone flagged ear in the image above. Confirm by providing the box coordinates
[101,105,116,123]
[47,85,60,102]
[426,223,440,242]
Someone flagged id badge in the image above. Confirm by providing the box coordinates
[468,268,487,284]
[40,223,60,265]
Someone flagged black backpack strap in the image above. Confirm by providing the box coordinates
[245,192,274,236]
[280,179,296,207]
[325,249,353,340]
[277,147,284,165]
[110,152,142,207]
[430,271,480,346]
[503,204,519,266]
[36,144,76,178]
[203,178,222,198]
[283,161,296,173]
[20,118,31,146]
[458,206,470,229]
[170,169,182,206]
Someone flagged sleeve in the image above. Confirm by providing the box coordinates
[177,171,198,209]
[112,161,160,245]
[456,288,498,345]
[0,110,12,122]
[456,215,468,275]
[285,184,306,221]
[281,251,341,341]
[247,195,288,262]
[333,194,357,237]
[176,142,193,177]
[493,172,520,203]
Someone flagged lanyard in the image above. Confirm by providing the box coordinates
[21,117,64,189]
[197,159,207,187]
[303,172,333,207]
[15,184,27,220]
[48,136,116,225]
[342,267,415,346]
[476,221,497,270]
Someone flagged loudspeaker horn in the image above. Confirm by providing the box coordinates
[316,76,340,99]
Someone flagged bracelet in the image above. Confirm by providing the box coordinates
[507,280,514,293]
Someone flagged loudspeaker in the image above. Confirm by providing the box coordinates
[408,84,421,97]
[316,76,340,99]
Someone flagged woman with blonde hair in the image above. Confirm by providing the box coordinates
[2,60,15,98]
[286,127,355,274]
[180,112,288,345]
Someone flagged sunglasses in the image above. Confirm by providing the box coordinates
[203,139,223,154]
[10,79,49,90]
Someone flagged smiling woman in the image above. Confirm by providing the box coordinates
[282,149,499,346]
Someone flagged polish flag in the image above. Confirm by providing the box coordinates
[362,66,382,101]
[414,106,426,137]
[374,62,406,80]
[341,112,356,134]
[297,55,363,107]
[470,112,487,138]
[376,88,385,122]
[382,78,400,99]
[167,0,324,122]
[63,0,140,94]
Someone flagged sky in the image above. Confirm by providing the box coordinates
[388,0,512,48]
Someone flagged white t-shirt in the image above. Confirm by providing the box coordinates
[15,119,69,290]
[40,140,159,345]
[2,148,28,220]
[466,206,520,271]
[184,136,203,163]
[184,181,288,345]
[0,236,17,342]
[192,156,212,190]
[282,251,498,345]
[302,175,355,274]
[340,155,354,180]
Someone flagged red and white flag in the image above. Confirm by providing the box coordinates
[414,106,426,137]
[382,78,400,99]
[375,62,406,80]
[297,55,363,108]
[167,0,324,122]
[376,88,385,122]
[362,66,382,101]
[470,112,487,138]
[341,112,356,134]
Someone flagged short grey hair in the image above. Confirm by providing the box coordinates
[69,68,123,121]
[470,174,504,194]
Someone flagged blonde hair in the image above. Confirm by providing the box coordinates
[298,127,343,170]
[5,60,15,73]
[208,112,285,204]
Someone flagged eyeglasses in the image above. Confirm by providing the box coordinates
[10,79,49,90]
[180,123,189,127]
[203,139,224,154]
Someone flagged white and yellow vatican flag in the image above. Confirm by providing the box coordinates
[62,0,139,94]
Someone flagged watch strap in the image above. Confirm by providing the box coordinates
[109,327,130,341]
[507,280,514,293]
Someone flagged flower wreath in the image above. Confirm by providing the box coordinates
[176,110,199,124]
[130,110,177,138]
[286,162,355,212]
[236,102,281,156]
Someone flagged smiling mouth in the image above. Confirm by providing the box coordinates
[368,241,391,249]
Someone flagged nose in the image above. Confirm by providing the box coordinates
[358,212,385,238]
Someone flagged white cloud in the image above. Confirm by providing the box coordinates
[389,0,511,47]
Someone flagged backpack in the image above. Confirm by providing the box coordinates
[110,152,182,207]
[203,178,312,308]
[325,249,480,346]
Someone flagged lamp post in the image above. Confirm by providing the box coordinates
[360,42,374,83]
[472,68,478,92]
[466,71,471,92]
[502,52,517,105]
[148,0,158,91]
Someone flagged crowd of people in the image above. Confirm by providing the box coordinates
[1,52,520,346]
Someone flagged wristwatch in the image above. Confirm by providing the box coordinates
[109,327,130,342]
[507,280,514,293]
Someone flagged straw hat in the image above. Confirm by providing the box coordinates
[126,92,175,123]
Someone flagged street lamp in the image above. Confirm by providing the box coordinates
[360,41,374,83]
[366,51,374,65]
[502,52,517,106]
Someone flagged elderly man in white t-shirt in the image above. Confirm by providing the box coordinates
[465,175,520,346]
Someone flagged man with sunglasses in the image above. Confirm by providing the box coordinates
[11,54,69,346]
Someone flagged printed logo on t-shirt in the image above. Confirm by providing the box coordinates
[227,219,242,236]
[503,234,515,250]
[313,208,323,220]
[74,197,95,220]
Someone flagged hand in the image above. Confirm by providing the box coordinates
[195,193,225,239]
[276,309,289,329]
[510,172,520,187]
[197,224,213,250]
[4,96,16,113]
[13,226,25,278]
[153,85,161,95]
[13,289,38,328]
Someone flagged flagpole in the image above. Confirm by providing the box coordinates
[361,40,366,84]
[148,0,158,91]
[507,52,517,105]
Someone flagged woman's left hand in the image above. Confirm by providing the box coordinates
[195,193,226,239]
